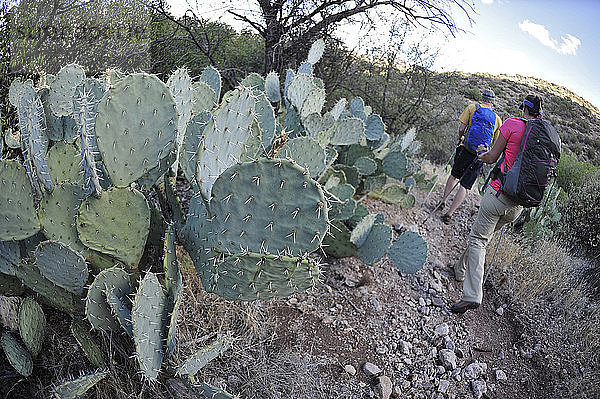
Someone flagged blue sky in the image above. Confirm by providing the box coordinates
[167,0,600,109]
[434,0,600,109]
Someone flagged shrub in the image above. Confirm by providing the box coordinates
[559,171,600,258]
[556,152,599,194]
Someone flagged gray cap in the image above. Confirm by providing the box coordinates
[481,89,495,102]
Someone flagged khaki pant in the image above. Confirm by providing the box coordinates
[455,186,522,303]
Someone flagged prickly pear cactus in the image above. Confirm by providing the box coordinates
[85,266,133,333]
[70,318,107,369]
[46,142,83,186]
[18,297,45,357]
[387,231,428,274]
[95,73,177,187]
[176,335,233,376]
[77,187,150,268]
[48,64,86,117]
[52,370,108,399]
[0,160,40,241]
[208,159,328,257]
[356,223,393,265]
[201,252,320,301]
[132,272,166,380]
[167,68,193,174]
[264,71,281,103]
[1,331,33,377]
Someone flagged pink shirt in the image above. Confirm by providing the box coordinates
[490,117,527,192]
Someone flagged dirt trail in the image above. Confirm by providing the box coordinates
[273,177,553,398]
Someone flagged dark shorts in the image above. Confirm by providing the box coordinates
[451,146,483,190]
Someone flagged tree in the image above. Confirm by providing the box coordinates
[215,0,474,75]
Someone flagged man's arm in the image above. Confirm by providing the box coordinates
[478,133,507,164]
[458,122,467,143]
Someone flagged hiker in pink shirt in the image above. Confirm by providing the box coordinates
[450,95,543,314]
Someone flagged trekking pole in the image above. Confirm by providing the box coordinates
[422,149,456,206]
[483,225,506,285]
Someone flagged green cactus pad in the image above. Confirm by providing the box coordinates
[181,112,210,184]
[283,69,294,108]
[181,192,213,271]
[287,74,315,111]
[322,221,357,258]
[201,252,320,301]
[176,335,233,376]
[319,168,347,190]
[8,78,26,107]
[85,266,133,332]
[387,231,428,274]
[0,160,40,241]
[14,262,77,313]
[39,182,87,252]
[95,73,177,187]
[370,185,416,208]
[330,98,347,120]
[47,142,83,186]
[241,72,265,92]
[364,114,384,141]
[209,159,328,256]
[168,68,194,174]
[0,241,20,276]
[264,71,281,103]
[34,241,88,295]
[307,39,325,64]
[304,112,334,138]
[18,297,45,357]
[70,318,107,369]
[329,198,357,221]
[300,88,326,119]
[200,66,222,102]
[357,223,393,265]
[77,187,150,268]
[188,382,234,399]
[105,287,133,336]
[0,295,20,331]
[381,150,409,179]
[353,156,378,176]
[48,64,86,117]
[350,213,377,247]
[1,332,33,377]
[281,137,326,178]
[350,97,365,118]
[331,117,364,145]
[256,93,276,151]
[39,87,65,141]
[347,203,370,229]
[364,174,387,192]
[196,86,257,199]
[132,272,167,380]
[283,107,304,138]
[328,183,355,202]
[333,165,360,188]
[52,370,109,399]
[164,225,182,358]
[192,80,217,115]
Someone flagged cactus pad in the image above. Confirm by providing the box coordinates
[105,287,133,336]
[353,156,377,176]
[201,252,320,301]
[95,73,177,187]
[357,223,393,265]
[132,272,166,380]
[200,66,222,102]
[381,150,409,179]
[0,241,20,276]
[208,159,328,256]
[331,117,364,145]
[167,68,194,174]
[181,112,210,184]
[52,370,108,399]
[322,221,357,258]
[70,318,107,369]
[387,231,428,274]
[364,114,384,141]
[34,241,88,295]
[14,262,77,313]
[256,93,276,151]
[281,137,326,178]
[287,74,314,111]
[18,297,45,357]
[85,266,133,332]
[77,187,150,268]
[39,182,87,252]
[176,335,233,376]
[1,332,33,377]
[196,86,257,199]
[0,160,40,240]
[47,142,83,185]
[300,88,326,119]
[264,71,281,103]
[192,81,217,115]
[307,39,325,64]
[49,64,86,117]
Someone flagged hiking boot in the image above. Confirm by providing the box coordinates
[441,213,452,224]
[450,300,480,314]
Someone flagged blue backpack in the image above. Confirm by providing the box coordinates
[464,104,496,153]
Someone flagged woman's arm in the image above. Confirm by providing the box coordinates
[478,133,507,164]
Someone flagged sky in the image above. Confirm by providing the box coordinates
[166,0,600,109]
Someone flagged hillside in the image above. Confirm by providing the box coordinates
[451,72,600,162]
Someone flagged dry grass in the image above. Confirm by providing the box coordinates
[488,236,600,398]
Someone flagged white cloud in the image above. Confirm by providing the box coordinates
[518,20,581,55]
[481,0,495,4]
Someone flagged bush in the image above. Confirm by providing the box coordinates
[556,152,599,194]
[559,171,600,258]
